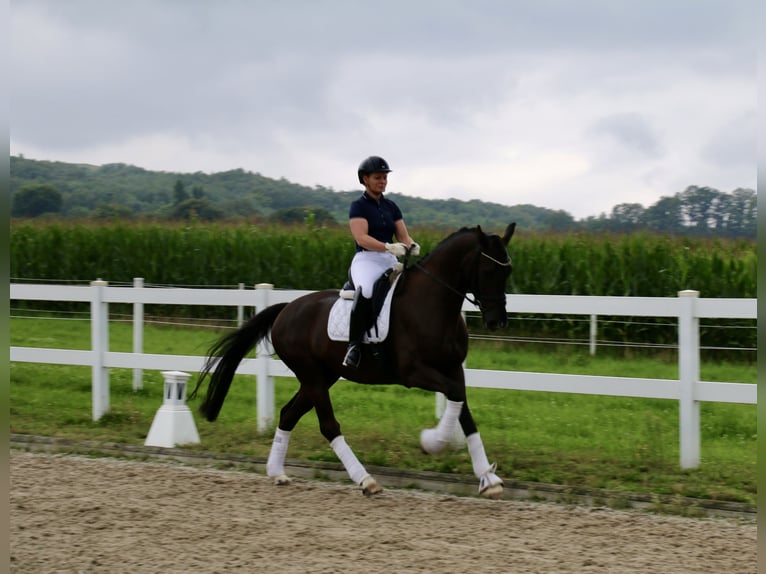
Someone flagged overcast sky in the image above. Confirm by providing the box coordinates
[10,0,756,219]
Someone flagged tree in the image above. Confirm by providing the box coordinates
[12,183,63,217]
[678,186,725,233]
[173,180,189,205]
[724,188,757,237]
[220,198,261,219]
[169,198,223,221]
[610,203,645,231]
[94,203,134,219]
[269,206,338,226]
[643,195,683,234]
[539,209,576,231]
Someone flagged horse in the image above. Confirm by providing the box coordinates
[190,222,516,498]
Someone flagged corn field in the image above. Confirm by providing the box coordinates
[10,220,756,355]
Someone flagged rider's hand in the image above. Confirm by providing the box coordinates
[384,242,408,257]
[409,242,420,256]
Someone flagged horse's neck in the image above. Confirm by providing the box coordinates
[408,234,476,311]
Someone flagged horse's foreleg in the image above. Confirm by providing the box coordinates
[422,396,503,500]
[458,403,503,499]
[465,432,504,499]
[420,399,464,455]
[409,364,468,454]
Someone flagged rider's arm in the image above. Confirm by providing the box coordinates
[350,217,387,251]
[394,219,416,248]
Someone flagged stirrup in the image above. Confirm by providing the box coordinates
[342,344,361,368]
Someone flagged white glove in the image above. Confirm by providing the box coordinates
[384,242,408,257]
[409,242,420,256]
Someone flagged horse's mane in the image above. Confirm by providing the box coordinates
[416,226,482,264]
[395,226,484,294]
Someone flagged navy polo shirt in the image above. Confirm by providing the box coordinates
[349,192,403,252]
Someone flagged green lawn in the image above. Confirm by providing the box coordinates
[9,316,756,504]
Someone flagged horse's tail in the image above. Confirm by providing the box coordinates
[190,302,288,422]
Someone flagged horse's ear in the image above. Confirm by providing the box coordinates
[502,222,516,245]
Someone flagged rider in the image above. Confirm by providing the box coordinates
[342,155,419,368]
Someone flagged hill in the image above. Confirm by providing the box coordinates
[9,155,756,237]
[8,156,577,231]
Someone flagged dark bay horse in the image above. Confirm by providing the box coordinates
[191,222,516,498]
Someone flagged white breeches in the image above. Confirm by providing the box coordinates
[350,251,398,298]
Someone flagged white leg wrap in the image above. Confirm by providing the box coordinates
[420,400,463,455]
[466,432,491,477]
[266,428,291,478]
[330,435,369,485]
[466,432,503,497]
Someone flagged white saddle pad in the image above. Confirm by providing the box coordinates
[328,276,400,343]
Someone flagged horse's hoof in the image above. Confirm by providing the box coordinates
[361,476,383,496]
[272,474,291,486]
[478,463,503,499]
[480,484,503,499]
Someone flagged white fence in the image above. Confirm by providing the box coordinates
[9,280,757,469]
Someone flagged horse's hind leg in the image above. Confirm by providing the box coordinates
[266,389,315,485]
[305,379,383,496]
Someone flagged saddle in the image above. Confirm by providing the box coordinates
[328,265,403,343]
[339,262,404,300]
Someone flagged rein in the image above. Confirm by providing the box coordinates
[405,246,510,310]
[410,260,483,307]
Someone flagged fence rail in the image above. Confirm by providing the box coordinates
[10,279,757,469]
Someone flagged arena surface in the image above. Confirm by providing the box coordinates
[10,450,756,573]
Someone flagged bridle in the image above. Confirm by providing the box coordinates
[406,244,511,311]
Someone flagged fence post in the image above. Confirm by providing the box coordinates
[237,282,245,327]
[133,277,144,390]
[589,314,597,355]
[678,290,700,469]
[255,283,275,432]
[90,279,109,421]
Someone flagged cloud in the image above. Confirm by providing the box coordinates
[701,110,757,168]
[589,113,663,159]
[10,0,757,219]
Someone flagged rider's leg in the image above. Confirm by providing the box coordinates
[342,287,371,368]
[343,251,394,368]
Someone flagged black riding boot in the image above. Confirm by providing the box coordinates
[342,288,371,368]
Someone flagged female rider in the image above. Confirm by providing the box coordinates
[343,155,419,368]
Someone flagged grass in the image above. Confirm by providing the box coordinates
[9,316,757,504]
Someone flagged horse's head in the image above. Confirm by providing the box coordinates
[470,222,515,330]
[413,222,515,330]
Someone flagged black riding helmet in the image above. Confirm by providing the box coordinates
[357,156,392,184]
